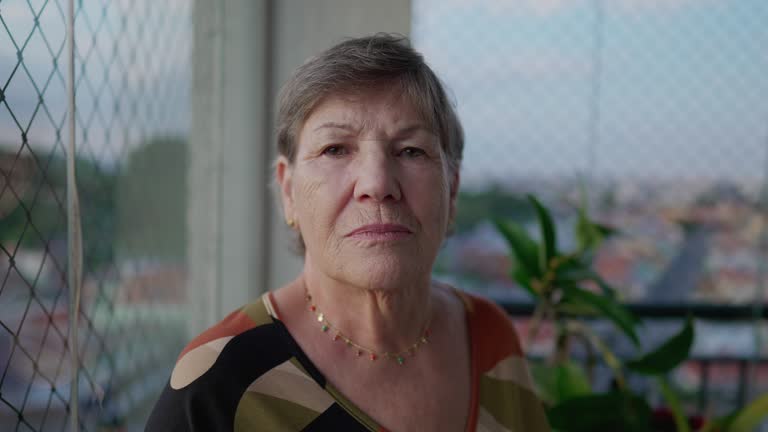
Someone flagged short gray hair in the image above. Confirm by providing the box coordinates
[276,33,464,175]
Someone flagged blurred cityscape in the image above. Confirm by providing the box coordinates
[435,175,768,414]
[441,176,766,306]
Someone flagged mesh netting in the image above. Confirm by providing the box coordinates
[1,0,191,429]
[415,0,768,416]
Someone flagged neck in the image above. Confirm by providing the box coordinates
[298,261,433,354]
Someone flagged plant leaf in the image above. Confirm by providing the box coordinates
[575,193,618,252]
[531,362,592,406]
[547,391,651,432]
[555,266,620,300]
[699,420,716,432]
[531,362,559,406]
[658,377,690,432]
[511,265,539,299]
[493,218,543,278]
[566,321,626,389]
[728,392,768,432]
[555,362,592,403]
[626,316,694,375]
[561,285,640,347]
[576,206,598,252]
[527,194,557,268]
[699,417,732,432]
[557,298,601,316]
[554,267,595,284]
[590,272,621,300]
[595,223,618,238]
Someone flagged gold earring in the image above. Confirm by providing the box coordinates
[287,218,295,228]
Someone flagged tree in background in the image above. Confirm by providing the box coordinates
[0,147,113,268]
[115,136,187,262]
[1,135,188,271]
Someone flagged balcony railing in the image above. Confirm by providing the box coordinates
[497,299,768,414]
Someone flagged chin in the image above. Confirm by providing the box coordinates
[341,252,431,291]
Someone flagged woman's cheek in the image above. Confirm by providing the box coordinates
[412,180,449,228]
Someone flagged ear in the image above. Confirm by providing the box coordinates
[448,170,460,224]
[275,155,294,223]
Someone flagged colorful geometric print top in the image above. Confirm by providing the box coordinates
[145,290,550,431]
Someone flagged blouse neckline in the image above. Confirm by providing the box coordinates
[264,288,479,432]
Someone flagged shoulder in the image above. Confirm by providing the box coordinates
[170,294,278,390]
[452,290,550,430]
[146,294,296,431]
[453,290,525,371]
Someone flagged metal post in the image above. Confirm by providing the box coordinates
[738,358,748,408]
[750,124,768,402]
[698,360,710,414]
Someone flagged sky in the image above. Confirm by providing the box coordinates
[0,0,191,167]
[2,0,767,190]
[411,0,768,188]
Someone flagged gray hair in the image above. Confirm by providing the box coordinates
[276,33,464,175]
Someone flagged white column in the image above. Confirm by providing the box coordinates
[188,0,270,335]
[267,0,412,291]
[189,0,412,335]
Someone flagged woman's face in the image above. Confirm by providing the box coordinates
[276,86,459,290]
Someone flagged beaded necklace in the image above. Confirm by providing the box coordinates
[304,289,431,365]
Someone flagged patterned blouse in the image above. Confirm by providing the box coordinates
[145,289,550,431]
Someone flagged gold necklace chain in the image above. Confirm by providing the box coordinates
[304,289,431,365]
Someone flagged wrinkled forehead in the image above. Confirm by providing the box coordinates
[299,81,438,139]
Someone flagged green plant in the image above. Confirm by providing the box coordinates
[494,194,767,432]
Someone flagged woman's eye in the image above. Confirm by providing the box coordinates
[399,147,426,158]
[321,145,347,157]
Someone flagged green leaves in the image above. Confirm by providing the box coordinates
[493,218,542,298]
[511,265,538,299]
[527,194,557,268]
[624,316,696,432]
[491,193,742,432]
[493,219,541,278]
[547,391,652,432]
[626,316,694,375]
[575,185,617,252]
[532,362,592,405]
[561,285,640,347]
[555,265,619,299]
[554,362,592,402]
[700,393,768,432]
[576,206,599,251]
[658,378,691,432]
[494,195,639,346]
[494,195,558,282]
[729,392,768,432]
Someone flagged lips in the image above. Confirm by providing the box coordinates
[346,223,413,237]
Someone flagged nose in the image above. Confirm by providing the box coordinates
[352,150,402,203]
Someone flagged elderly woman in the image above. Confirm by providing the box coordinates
[147,34,549,432]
